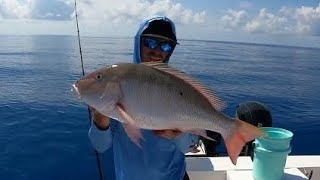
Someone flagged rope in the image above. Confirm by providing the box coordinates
[74,1,104,179]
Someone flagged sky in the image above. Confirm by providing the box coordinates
[0,0,320,47]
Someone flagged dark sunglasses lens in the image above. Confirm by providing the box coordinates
[144,38,158,49]
[161,43,172,53]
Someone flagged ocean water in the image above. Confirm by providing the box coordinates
[0,35,319,179]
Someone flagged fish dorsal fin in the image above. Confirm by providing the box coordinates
[142,62,226,111]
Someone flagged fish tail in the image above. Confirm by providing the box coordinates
[223,119,266,165]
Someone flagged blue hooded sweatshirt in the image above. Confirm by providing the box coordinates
[88,15,198,180]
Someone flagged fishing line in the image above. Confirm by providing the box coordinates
[74,1,104,180]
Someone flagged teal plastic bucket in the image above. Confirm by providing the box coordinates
[255,127,293,151]
[252,127,293,180]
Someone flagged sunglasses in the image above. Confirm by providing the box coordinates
[143,37,173,53]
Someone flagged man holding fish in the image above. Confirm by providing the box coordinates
[72,15,265,180]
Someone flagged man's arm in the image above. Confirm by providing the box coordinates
[88,108,113,153]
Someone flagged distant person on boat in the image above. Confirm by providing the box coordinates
[88,15,198,180]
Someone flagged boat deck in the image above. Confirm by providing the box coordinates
[186,155,320,179]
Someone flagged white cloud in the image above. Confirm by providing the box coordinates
[221,9,248,30]
[0,0,32,19]
[0,0,74,20]
[30,0,74,20]
[245,8,290,34]
[72,0,205,25]
[0,0,205,24]
[0,0,205,35]
[294,5,320,35]
[1,0,319,38]
[0,0,206,36]
[221,3,320,36]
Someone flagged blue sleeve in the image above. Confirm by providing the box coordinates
[173,133,199,154]
[88,120,113,153]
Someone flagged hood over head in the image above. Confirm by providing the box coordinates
[133,15,178,64]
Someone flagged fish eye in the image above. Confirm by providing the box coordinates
[96,73,103,80]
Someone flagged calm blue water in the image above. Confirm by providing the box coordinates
[1,35,319,179]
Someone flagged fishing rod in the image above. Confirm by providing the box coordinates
[74,0,104,180]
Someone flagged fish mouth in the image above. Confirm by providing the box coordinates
[71,84,82,100]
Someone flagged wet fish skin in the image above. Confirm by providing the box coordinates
[72,62,265,165]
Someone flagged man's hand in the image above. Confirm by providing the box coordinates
[89,107,110,130]
[153,129,182,139]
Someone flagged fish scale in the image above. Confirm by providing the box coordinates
[73,62,266,165]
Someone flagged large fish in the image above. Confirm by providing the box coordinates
[72,62,265,164]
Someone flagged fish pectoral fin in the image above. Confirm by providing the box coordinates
[116,103,136,124]
[116,104,144,148]
[123,123,144,148]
